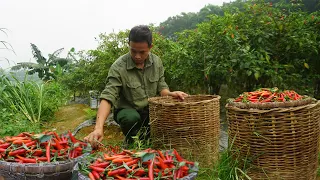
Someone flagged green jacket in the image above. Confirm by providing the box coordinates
[99,53,169,110]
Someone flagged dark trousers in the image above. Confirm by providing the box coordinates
[114,107,150,143]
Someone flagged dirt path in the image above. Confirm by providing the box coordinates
[43,104,124,145]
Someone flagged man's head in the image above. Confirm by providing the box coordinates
[129,25,153,65]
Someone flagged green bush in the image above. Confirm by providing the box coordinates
[0,108,41,137]
[0,74,71,127]
[41,80,71,121]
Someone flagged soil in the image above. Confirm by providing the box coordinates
[42,104,124,145]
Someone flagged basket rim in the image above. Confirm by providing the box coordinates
[0,148,90,168]
[226,99,320,113]
[148,94,220,106]
[0,154,83,167]
[226,97,316,109]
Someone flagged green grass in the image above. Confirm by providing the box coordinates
[196,138,252,180]
[0,108,41,137]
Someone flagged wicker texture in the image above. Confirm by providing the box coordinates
[148,95,221,166]
[227,100,320,180]
[0,152,89,180]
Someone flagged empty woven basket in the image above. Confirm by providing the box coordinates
[148,95,220,166]
[226,99,320,180]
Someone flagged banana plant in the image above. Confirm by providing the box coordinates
[11,43,73,81]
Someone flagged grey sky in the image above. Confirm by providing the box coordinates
[0,0,231,69]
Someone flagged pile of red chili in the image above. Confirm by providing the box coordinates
[0,130,88,163]
[233,88,305,103]
[80,147,197,180]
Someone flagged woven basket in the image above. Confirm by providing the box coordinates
[226,99,320,180]
[0,159,78,180]
[148,95,221,166]
[0,151,89,180]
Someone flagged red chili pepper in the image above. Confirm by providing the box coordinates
[174,169,178,180]
[234,97,243,102]
[36,157,48,162]
[261,99,271,102]
[78,141,88,147]
[46,143,50,162]
[25,141,37,147]
[156,156,168,169]
[70,150,76,158]
[88,172,96,180]
[9,149,26,156]
[0,148,6,153]
[261,91,272,97]
[5,136,27,142]
[177,168,182,178]
[16,132,26,137]
[53,138,63,150]
[249,95,258,99]
[107,168,126,177]
[114,175,127,180]
[22,132,33,137]
[125,159,139,167]
[104,154,128,161]
[12,139,32,145]
[16,155,37,163]
[91,170,100,179]
[157,150,165,160]
[163,159,174,164]
[75,147,83,152]
[165,151,171,160]
[185,161,195,165]
[148,159,154,180]
[181,165,189,172]
[89,165,105,173]
[133,169,145,176]
[116,151,127,155]
[112,157,133,163]
[68,130,77,143]
[173,149,183,162]
[93,162,110,168]
[123,149,134,155]
[0,143,10,149]
[52,132,61,142]
[14,159,23,163]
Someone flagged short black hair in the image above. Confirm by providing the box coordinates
[129,25,152,47]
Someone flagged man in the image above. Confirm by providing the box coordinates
[84,25,188,148]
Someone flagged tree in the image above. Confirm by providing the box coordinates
[11,43,73,81]
[60,31,129,94]
[158,5,223,39]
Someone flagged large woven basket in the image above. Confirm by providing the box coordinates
[226,99,320,180]
[0,157,84,180]
[148,95,221,166]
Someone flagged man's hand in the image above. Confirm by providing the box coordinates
[84,128,104,149]
[84,99,111,149]
[169,91,189,100]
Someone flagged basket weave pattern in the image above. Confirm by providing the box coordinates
[227,100,320,180]
[0,159,77,180]
[148,95,220,166]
